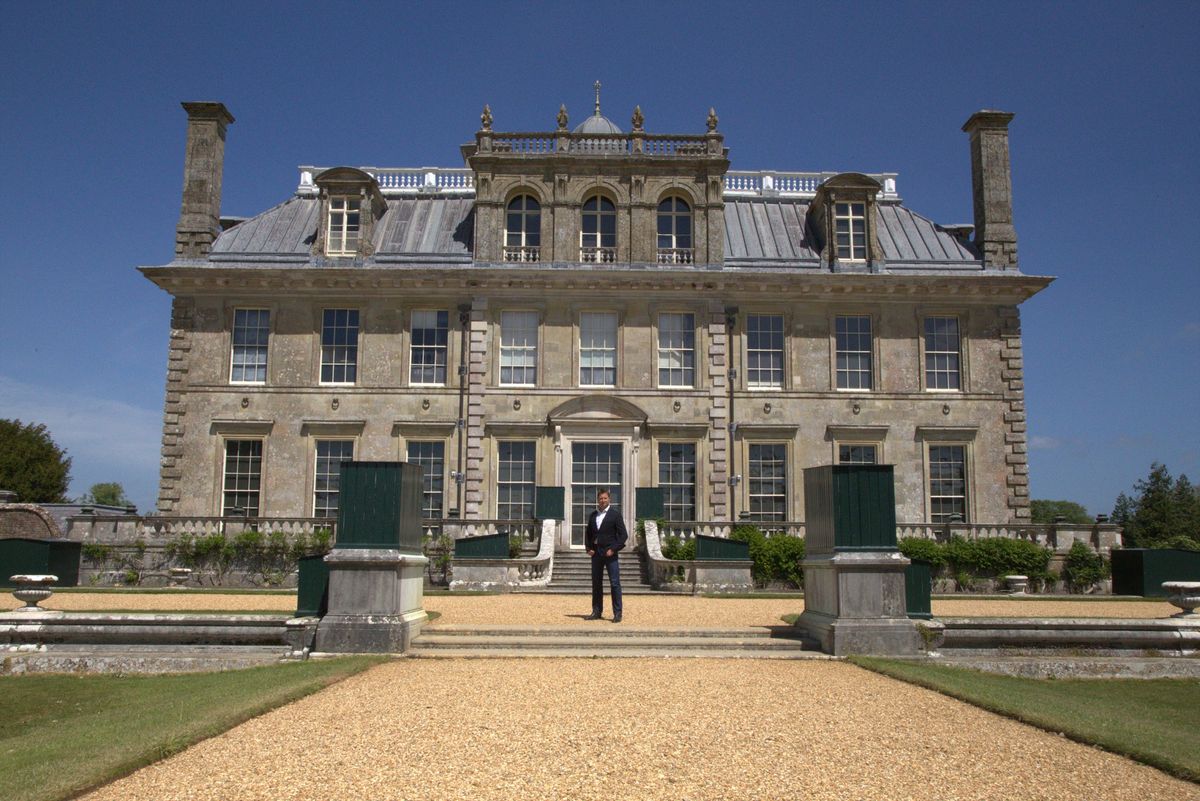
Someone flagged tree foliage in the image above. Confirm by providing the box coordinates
[1030,499,1092,524]
[1112,463,1200,550]
[0,419,72,503]
[83,482,131,508]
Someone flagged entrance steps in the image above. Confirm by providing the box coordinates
[540,549,654,594]
[408,624,824,659]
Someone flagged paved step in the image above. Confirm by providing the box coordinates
[409,624,822,659]
[1,644,288,674]
[547,551,652,593]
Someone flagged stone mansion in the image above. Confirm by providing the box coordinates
[144,92,1050,547]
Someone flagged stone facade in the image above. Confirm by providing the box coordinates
[142,99,1052,538]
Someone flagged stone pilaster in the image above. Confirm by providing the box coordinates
[157,297,194,513]
[464,297,489,518]
[706,302,729,520]
[999,306,1030,521]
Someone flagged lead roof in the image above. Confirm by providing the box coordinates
[206,193,981,270]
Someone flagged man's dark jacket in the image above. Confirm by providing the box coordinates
[585,507,629,554]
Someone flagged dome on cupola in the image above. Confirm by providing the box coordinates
[573,113,622,135]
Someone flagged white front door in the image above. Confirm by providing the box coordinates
[568,441,624,548]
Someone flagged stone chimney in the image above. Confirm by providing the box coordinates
[175,102,234,259]
[962,110,1017,269]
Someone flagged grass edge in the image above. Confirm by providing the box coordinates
[847,655,1200,785]
[59,656,387,801]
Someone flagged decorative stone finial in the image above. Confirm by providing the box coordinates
[557,104,569,131]
[631,105,644,132]
[480,104,493,131]
[706,107,719,132]
[594,80,602,116]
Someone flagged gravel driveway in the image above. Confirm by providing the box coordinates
[78,658,1199,801]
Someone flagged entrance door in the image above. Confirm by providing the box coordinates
[570,442,623,548]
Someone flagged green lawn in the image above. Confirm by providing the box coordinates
[0,656,385,801]
[851,656,1200,782]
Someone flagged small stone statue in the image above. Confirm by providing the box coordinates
[632,105,644,132]
[557,104,569,131]
[480,104,493,132]
[707,107,719,132]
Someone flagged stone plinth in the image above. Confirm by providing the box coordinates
[314,549,428,653]
[797,551,919,656]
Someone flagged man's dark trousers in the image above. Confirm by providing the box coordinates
[591,552,622,618]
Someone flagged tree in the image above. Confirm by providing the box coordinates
[1029,499,1092,525]
[83,482,132,508]
[1112,463,1200,549]
[0,419,72,503]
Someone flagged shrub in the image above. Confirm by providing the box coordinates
[898,537,946,569]
[1062,541,1109,592]
[943,535,1051,580]
[508,534,523,558]
[731,526,804,588]
[661,535,695,561]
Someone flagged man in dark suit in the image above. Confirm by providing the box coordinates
[584,488,627,622]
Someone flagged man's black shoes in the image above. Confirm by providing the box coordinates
[584,613,602,620]
[612,614,622,623]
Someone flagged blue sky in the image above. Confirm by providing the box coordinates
[1,1,1197,516]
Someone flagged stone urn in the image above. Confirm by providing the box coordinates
[10,574,58,610]
[168,567,193,588]
[1003,575,1029,595]
[1162,581,1200,617]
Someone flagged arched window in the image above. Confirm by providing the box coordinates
[504,195,540,262]
[580,194,616,263]
[657,197,693,264]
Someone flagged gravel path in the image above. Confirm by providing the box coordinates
[78,658,1198,801]
[1,592,1176,624]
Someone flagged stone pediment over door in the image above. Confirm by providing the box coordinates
[547,395,648,425]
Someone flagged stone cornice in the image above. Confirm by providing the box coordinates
[141,264,1052,304]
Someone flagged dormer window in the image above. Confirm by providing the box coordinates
[580,194,616,263]
[312,167,386,259]
[834,202,866,261]
[808,174,882,269]
[327,197,361,256]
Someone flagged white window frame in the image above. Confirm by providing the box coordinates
[221,438,264,517]
[834,201,867,261]
[836,442,880,465]
[504,194,541,263]
[834,314,874,391]
[657,312,696,388]
[499,310,539,387]
[327,196,361,257]
[657,441,698,523]
[312,439,354,518]
[746,442,788,523]
[579,311,618,388]
[496,440,537,521]
[922,315,963,392]
[926,442,970,524]
[580,194,617,263]
[656,196,694,264]
[229,307,270,385]
[410,309,449,386]
[320,308,359,386]
[745,313,785,389]
[407,440,446,520]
